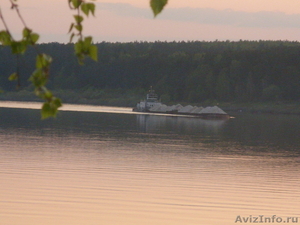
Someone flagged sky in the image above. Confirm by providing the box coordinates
[1,0,300,43]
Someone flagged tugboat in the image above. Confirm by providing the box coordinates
[133,87,162,112]
[133,87,230,119]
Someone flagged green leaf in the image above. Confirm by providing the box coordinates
[74,41,84,64]
[74,41,83,54]
[44,90,53,99]
[53,97,62,108]
[36,56,43,69]
[0,31,12,45]
[36,54,52,69]
[74,15,84,24]
[69,33,75,43]
[74,24,83,32]
[30,33,39,44]
[75,37,97,63]
[84,36,92,48]
[88,3,96,16]
[81,3,96,17]
[30,69,47,87]
[34,88,42,97]
[8,73,18,81]
[10,41,27,54]
[150,0,168,17]
[68,23,75,33]
[89,45,98,61]
[71,0,81,8]
[41,102,56,119]
[41,97,62,119]
[81,3,89,16]
[22,28,32,38]
[21,28,39,44]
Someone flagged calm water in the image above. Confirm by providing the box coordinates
[0,102,299,225]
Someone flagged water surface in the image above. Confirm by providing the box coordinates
[0,102,299,225]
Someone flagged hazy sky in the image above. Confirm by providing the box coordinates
[1,0,300,43]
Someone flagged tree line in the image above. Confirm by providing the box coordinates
[1,40,300,105]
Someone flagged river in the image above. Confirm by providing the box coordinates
[0,102,299,225]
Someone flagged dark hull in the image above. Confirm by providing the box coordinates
[133,108,230,120]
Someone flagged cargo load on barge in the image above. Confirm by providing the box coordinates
[133,88,229,119]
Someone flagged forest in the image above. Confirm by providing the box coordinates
[1,40,300,106]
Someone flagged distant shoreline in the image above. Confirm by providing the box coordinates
[219,102,300,116]
[1,96,300,116]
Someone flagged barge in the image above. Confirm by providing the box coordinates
[133,88,230,119]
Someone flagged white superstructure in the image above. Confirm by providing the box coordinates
[135,87,162,112]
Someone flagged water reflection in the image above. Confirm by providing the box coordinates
[136,114,227,134]
[1,104,300,225]
[221,114,300,154]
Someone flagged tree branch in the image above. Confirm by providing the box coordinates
[0,7,13,38]
[9,0,28,28]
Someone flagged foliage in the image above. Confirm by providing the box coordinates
[1,41,300,106]
[3,1,300,113]
[68,0,98,64]
[0,0,98,118]
[0,0,168,118]
[262,85,282,101]
[150,0,168,17]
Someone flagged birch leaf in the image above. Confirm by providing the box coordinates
[150,0,168,17]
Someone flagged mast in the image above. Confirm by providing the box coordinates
[145,86,158,111]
